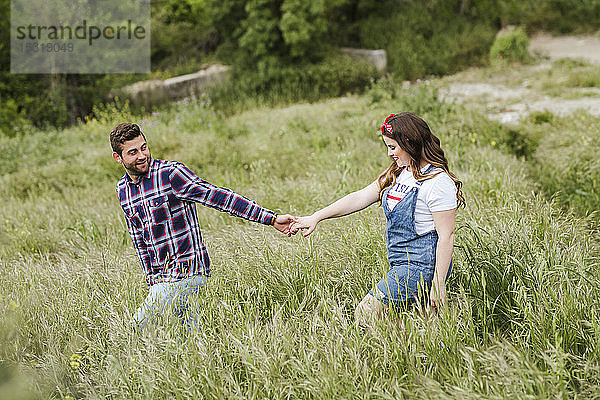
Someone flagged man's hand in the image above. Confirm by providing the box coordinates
[273,214,298,236]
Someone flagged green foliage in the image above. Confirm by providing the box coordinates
[0,99,29,137]
[552,58,600,88]
[208,54,380,113]
[359,11,497,80]
[238,0,283,67]
[0,0,212,135]
[209,0,349,67]
[366,76,401,105]
[280,0,346,58]
[500,0,600,34]
[3,0,600,135]
[503,127,541,158]
[489,27,530,65]
[150,0,217,68]
[565,67,600,88]
[530,110,554,124]
[551,58,591,70]
[2,83,600,398]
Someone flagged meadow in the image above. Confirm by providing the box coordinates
[1,61,600,399]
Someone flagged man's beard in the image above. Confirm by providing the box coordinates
[124,157,151,177]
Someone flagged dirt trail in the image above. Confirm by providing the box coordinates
[439,33,600,124]
[529,33,600,65]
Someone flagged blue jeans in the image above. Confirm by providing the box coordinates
[132,274,207,330]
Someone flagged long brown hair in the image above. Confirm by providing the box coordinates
[377,112,465,207]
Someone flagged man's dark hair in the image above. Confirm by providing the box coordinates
[110,123,145,155]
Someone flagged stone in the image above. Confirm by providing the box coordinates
[341,48,387,72]
[120,64,231,107]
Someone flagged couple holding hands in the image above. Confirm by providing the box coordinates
[110,112,463,329]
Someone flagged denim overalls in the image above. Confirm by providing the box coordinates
[370,166,451,309]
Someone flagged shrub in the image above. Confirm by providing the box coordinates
[530,110,554,124]
[566,67,600,88]
[489,27,530,65]
[0,100,29,137]
[359,12,496,80]
[500,0,600,34]
[209,54,380,113]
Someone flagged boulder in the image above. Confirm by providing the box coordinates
[341,48,387,72]
[121,64,231,107]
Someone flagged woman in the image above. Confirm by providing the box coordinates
[290,112,464,325]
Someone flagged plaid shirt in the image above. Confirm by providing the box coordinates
[116,158,276,286]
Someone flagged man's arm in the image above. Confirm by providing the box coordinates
[123,213,153,277]
[170,162,294,231]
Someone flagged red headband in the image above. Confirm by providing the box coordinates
[380,113,395,135]
[380,113,409,142]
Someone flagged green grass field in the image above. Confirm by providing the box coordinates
[1,63,600,399]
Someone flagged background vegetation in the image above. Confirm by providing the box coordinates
[2,0,600,136]
[2,1,600,398]
[1,58,600,398]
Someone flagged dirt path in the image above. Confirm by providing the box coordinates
[438,33,600,124]
[529,33,600,65]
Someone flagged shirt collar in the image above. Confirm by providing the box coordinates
[125,158,154,185]
[404,163,431,173]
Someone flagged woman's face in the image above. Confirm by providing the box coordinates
[382,135,411,168]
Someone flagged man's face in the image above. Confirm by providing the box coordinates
[112,135,151,178]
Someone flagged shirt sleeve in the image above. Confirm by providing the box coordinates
[169,162,276,225]
[122,207,153,277]
[425,172,458,212]
[117,183,153,276]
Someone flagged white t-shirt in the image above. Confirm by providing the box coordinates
[386,164,457,235]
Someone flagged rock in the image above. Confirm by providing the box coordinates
[341,48,387,72]
[496,25,517,39]
[122,79,166,106]
[121,64,231,107]
[162,65,230,100]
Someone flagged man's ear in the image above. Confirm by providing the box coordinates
[112,152,122,164]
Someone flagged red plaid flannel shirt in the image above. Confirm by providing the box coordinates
[116,159,276,286]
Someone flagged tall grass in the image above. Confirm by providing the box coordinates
[1,71,600,398]
[528,112,600,216]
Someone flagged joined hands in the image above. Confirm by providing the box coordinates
[273,214,319,237]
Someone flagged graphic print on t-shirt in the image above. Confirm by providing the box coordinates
[387,182,416,211]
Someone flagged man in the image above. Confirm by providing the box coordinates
[110,123,295,328]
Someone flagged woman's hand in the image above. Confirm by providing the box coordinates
[290,215,320,237]
[429,278,447,309]
[288,180,379,238]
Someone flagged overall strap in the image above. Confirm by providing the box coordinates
[381,187,393,217]
[415,164,438,187]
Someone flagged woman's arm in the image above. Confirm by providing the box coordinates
[430,208,456,308]
[291,180,380,237]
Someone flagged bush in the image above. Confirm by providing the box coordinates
[566,67,600,88]
[500,0,600,34]
[209,54,380,113]
[489,27,530,65]
[359,12,497,80]
[0,100,29,137]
